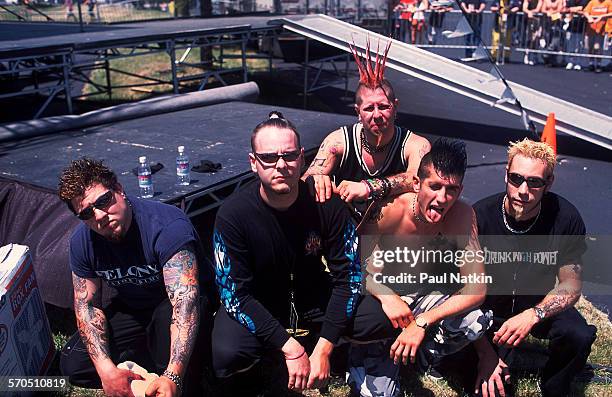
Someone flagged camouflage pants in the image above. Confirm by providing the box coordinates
[347,293,493,397]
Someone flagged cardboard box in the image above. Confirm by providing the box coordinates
[0,244,55,377]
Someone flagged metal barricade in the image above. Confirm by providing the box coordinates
[387,8,612,67]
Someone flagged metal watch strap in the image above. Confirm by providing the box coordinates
[162,370,183,391]
[415,315,429,330]
[534,307,546,322]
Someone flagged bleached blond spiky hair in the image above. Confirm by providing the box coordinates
[349,37,392,90]
[508,138,556,177]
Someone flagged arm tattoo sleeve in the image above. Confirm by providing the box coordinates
[386,172,412,195]
[163,249,200,375]
[385,142,431,195]
[72,274,111,364]
[303,136,342,177]
[537,289,577,318]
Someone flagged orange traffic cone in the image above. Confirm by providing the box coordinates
[541,112,557,155]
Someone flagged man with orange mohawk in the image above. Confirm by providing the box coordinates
[302,38,430,218]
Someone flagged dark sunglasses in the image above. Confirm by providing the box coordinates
[76,190,114,220]
[507,172,548,189]
[254,150,301,165]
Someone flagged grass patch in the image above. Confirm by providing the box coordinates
[80,46,270,102]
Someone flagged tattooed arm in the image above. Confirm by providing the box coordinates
[387,134,431,196]
[301,130,345,202]
[146,247,200,396]
[302,129,345,178]
[493,263,583,348]
[72,273,143,396]
[534,263,582,318]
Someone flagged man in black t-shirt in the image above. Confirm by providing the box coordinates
[471,139,596,397]
[212,112,394,395]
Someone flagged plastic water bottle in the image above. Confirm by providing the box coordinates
[176,145,190,186]
[138,156,154,198]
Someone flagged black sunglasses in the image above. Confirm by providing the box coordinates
[76,190,114,220]
[507,172,548,189]
[254,150,301,165]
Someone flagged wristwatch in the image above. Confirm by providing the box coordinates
[415,316,429,330]
[533,307,546,322]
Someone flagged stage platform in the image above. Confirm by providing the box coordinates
[0,101,353,215]
[0,16,291,119]
[0,16,288,56]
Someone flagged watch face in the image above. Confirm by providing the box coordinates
[416,317,428,329]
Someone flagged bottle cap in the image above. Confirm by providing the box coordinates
[178,146,184,153]
[139,156,147,163]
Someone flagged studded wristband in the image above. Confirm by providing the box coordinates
[162,370,183,391]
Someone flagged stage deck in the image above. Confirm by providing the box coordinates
[0,101,353,207]
[0,16,289,56]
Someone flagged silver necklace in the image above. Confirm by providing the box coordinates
[502,195,540,234]
[361,130,389,154]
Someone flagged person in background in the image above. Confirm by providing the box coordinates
[523,0,544,65]
[563,0,589,70]
[583,0,612,71]
[460,0,487,58]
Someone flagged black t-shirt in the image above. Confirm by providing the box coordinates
[474,192,586,318]
[213,179,361,349]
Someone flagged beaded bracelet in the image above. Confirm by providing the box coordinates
[367,178,392,200]
[367,178,383,200]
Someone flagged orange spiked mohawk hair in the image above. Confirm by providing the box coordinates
[349,37,392,89]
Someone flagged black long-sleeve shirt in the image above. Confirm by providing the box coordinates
[213,179,362,349]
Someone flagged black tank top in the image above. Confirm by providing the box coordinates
[331,123,412,184]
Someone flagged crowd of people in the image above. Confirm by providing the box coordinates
[55,38,597,397]
[392,0,612,71]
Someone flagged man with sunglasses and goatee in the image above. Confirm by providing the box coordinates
[471,139,596,397]
[58,158,211,397]
[211,112,394,396]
